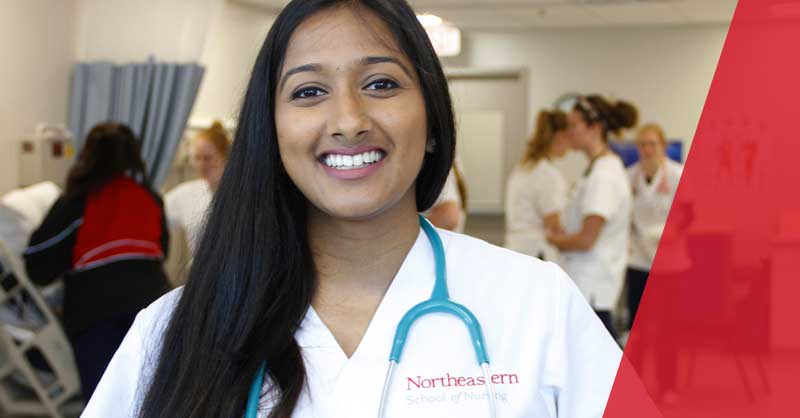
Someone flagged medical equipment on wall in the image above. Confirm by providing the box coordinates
[245,215,498,418]
[18,125,75,188]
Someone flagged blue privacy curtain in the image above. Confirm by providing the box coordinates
[68,59,205,187]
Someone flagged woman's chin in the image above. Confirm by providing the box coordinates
[313,195,414,223]
[315,203,389,222]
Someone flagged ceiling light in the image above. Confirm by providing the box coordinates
[417,14,443,27]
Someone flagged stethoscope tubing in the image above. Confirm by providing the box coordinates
[246,215,496,418]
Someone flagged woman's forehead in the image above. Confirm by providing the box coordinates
[282,6,407,72]
[191,136,217,152]
[637,129,661,142]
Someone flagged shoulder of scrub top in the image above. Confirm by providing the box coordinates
[626,161,641,178]
[165,179,206,205]
[133,286,185,360]
[138,231,575,340]
[666,159,684,180]
[535,160,566,184]
[435,228,570,297]
[602,154,628,173]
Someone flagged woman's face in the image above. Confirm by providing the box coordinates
[566,110,593,151]
[190,135,226,185]
[567,110,603,152]
[274,6,428,221]
[636,128,666,164]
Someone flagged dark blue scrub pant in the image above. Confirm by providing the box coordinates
[69,312,137,400]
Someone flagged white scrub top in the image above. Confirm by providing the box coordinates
[164,179,212,255]
[504,160,567,262]
[560,154,632,311]
[82,228,621,418]
[628,160,683,271]
[431,169,465,233]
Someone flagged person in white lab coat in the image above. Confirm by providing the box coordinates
[425,164,467,233]
[164,121,230,255]
[505,110,570,261]
[626,123,683,329]
[547,95,637,341]
[81,2,621,418]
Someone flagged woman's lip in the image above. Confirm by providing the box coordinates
[319,156,386,180]
[317,146,385,158]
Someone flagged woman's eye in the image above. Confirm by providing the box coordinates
[365,78,399,91]
[292,86,327,100]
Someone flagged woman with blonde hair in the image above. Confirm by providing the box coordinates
[626,123,683,328]
[165,121,231,255]
[505,109,570,261]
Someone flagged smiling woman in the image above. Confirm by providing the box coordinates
[275,8,429,221]
[79,2,621,418]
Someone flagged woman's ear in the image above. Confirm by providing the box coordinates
[590,121,605,138]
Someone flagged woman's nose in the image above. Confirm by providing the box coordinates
[329,89,371,143]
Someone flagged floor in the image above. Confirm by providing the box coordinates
[463,213,505,247]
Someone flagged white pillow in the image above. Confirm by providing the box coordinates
[1,181,62,226]
[0,204,32,256]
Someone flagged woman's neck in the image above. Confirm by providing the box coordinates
[585,140,608,161]
[641,157,665,178]
[308,192,420,302]
[205,177,219,193]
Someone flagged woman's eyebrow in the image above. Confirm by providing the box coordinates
[279,63,322,93]
[361,56,413,79]
[278,57,412,93]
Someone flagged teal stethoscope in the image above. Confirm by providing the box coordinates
[245,215,498,418]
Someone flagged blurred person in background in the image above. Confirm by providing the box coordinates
[626,123,683,329]
[165,121,231,255]
[505,109,570,261]
[23,122,169,399]
[425,163,467,232]
[548,95,637,340]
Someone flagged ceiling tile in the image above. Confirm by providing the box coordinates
[228,0,736,29]
[498,4,609,29]
[583,2,689,26]
[672,0,738,24]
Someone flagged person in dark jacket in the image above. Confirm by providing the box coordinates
[24,122,169,399]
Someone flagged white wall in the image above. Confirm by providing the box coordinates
[2,0,729,195]
[190,2,276,128]
[73,0,278,129]
[0,0,77,194]
[73,0,219,62]
[191,19,729,187]
[462,25,729,148]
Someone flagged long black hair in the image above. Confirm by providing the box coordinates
[136,1,454,417]
[64,122,149,199]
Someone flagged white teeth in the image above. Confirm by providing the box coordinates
[322,150,385,170]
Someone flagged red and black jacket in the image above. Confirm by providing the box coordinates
[24,176,169,337]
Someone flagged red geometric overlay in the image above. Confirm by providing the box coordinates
[604,1,800,417]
